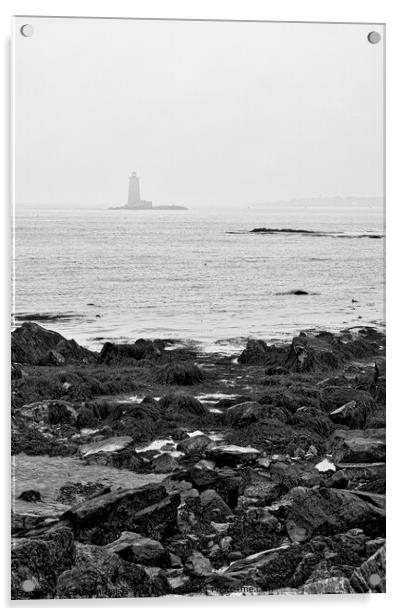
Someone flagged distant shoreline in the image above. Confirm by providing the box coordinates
[110,205,188,211]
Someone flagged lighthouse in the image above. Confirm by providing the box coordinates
[127,170,141,206]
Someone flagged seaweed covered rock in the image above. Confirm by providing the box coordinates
[320,386,375,425]
[11,322,95,365]
[98,339,163,364]
[11,526,75,599]
[224,401,263,427]
[284,486,385,542]
[62,482,179,545]
[238,340,270,365]
[285,333,340,373]
[56,541,167,598]
[238,340,287,366]
[330,429,386,464]
[155,362,204,385]
[292,406,334,437]
[159,394,207,420]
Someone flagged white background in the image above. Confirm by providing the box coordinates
[1,0,400,613]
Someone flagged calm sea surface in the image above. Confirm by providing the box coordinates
[13,201,385,353]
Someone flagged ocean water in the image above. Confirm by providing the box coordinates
[13,200,385,353]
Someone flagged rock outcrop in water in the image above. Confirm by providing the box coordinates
[11,322,386,598]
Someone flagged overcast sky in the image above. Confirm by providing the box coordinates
[14,18,384,206]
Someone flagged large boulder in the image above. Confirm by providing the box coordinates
[155,362,204,385]
[98,339,162,364]
[11,322,95,365]
[284,486,385,542]
[330,429,386,464]
[62,482,179,544]
[11,526,75,599]
[56,541,167,598]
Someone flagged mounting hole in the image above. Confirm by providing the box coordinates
[367,31,381,44]
[20,24,34,37]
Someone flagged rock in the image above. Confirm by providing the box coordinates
[284,486,385,543]
[11,526,75,599]
[11,322,95,365]
[105,531,168,566]
[225,545,301,588]
[11,362,26,379]
[188,460,218,488]
[241,481,282,507]
[200,489,233,522]
[328,463,385,493]
[177,434,212,456]
[159,394,207,419]
[47,400,78,425]
[98,339,162,364]
[350,546,386,592]
[301,577,354,594]
[151,453,180,473]
[165,572,192,594]
[225,401,263,427]
[285,333,340,372]
[231,506,282,556]
[292,406,333,437]
[40,350,66,366]
[238,340,270,365]
[62,482,178,544]
[56,542,166,598]
[208,444,260,467]
[15,399,77,427]
[155,362,204,385]
[80,435,133,458]
[57,482,110,505]
[80,437,143,471]
[330,400,368,429]
[321,386,375,418]
[330,429,386,464]
[125,493,181,541]
[18,489,42,502]
[184,551,213,577]
[11,512,56,535]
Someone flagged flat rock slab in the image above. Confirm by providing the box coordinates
[80,436,133,457]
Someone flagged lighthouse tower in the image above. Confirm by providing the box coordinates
[127,170,140,206]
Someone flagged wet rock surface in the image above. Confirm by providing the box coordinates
[11,323,385,597]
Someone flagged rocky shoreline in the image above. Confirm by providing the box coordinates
[11,321,386,598]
